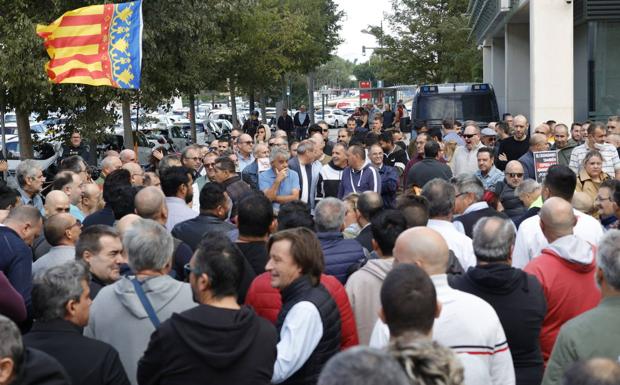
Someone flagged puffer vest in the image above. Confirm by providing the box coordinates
[276,275,341,385]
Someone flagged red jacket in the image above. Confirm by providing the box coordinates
[245,272,359,350]
[524,239,601,363]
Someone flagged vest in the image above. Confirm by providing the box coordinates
[276,276,341,385]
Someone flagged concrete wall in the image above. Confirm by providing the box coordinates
[529,0,574,125]
[505,23,530,118]
[492,38,506,115]
[574,23,589,122]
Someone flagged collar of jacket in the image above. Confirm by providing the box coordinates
[280,275,315,303]
[317,231,344,240]
[30,318,82,334]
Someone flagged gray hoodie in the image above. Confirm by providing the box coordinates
[84,275,196,385]
[345,258,393,344]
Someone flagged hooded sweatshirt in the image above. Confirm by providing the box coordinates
[137,304,278,385]
[450,264,547,385]
[524,235,602,363]
[345,258,393,345]
[84,275,196,385]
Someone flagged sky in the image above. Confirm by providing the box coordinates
[334,0,392,63]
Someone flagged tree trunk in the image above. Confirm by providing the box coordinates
[189,92,197,143]
[307,72,315,123]
[16,108,33,160]
[249,86,255,113]
[122,93,134,150]
[260,92,267,124]
[229,79,240,129]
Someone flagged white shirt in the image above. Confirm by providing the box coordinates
[451,142,483,176]
[369,274,515,385]
[427,219,476,270]
[512,208,604,269]
[272,301,323,383]
[568,143,620,176]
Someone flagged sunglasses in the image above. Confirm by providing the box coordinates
[507,173,524,178]
[184,263,201,277]
[322,129,329,132]
[66,219,82,230]
[204,163,216,168]
[463,134,477,139]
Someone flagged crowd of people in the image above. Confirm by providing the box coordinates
[1,103,620,385]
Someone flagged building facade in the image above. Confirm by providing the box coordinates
[469,0,620,124]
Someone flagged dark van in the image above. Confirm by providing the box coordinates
[411,83,499,130]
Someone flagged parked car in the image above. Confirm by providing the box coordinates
[2,135,60,181]
[315,108,347,128]
[141,126,190,151]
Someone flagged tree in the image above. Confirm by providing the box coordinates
[352,55,382,85]
[315,56,355,89]
[365,0,482,85]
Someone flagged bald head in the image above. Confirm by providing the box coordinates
[122,162,144,186]
[530,133,548,151]
[116,213,141,237]
[101,156,122,176]
[540,197,576,241]
[44,190,70,217]
[393,227,449,275]
[505,160,524,174]
[119,149,137,164]
[134,186,167,224]
[44,213,76,246]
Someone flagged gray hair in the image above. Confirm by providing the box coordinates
[296,140,315,155]
[514,179,541,197]
[123,218,173,272]
[0,315,23,374]
[597,230,620,291]
[134,186,166,220]
[4,205,43,226]
[253,143,269,157]
[16,159,42,188]
[318,346,410,385]
[32,261,89,322]
[452,174,484,201]
[421,179,456,218]
[315,198,347,232]
[472,217,515,262]
[270,147,290,163]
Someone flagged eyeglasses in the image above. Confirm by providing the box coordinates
[507,173,524,178]
[322,129,329,132]
[463,134,477,139]
[204,163,216,168]
[596,196,612,202]
[455,192,467,198]
[66,219,81,230]
[231,136,239,140]
[183,263,201,277]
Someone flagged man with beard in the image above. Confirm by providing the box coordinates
[316,143,348,203]
[495,115,530,171]
[160,167,198,231]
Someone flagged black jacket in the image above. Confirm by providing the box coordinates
[171,214,235,251]
[277,115,294,132]
[137,304,277,385]
[23,319,129,385]
[493,180,526,220]
[355,225,373,253]
[315,161,344,204]
[237,241,268,275]
[449,264,547,385]
[453,206,509,238]
[82,206,115,228]
[13,347,71,385]
[406,158,452,189]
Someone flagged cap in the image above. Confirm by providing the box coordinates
[481,127,497,137]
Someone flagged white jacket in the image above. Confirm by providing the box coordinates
[369,274,516,385]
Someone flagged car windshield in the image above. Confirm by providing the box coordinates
[4,142,54,160]
[416,93,495,122]
[4,114,17,123]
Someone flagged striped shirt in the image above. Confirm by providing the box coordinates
[568,143,620,176]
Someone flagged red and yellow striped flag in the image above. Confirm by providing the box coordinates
[36,1,143,89]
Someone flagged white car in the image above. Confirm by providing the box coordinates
[315,108,347,128]
[2,135,60,179]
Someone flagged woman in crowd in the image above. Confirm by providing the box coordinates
[576,149,612,216]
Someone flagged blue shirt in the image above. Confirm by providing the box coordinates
[70,204,85,222]
[17,187,44,215]
[237,152,255,172]
[475,166,505,190]
[259,168,300,212]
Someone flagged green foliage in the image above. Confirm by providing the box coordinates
[315,56,355,89]
[366,0,482,85]
[352,55,382,85]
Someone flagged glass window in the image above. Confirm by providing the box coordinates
[591,21,620,120]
